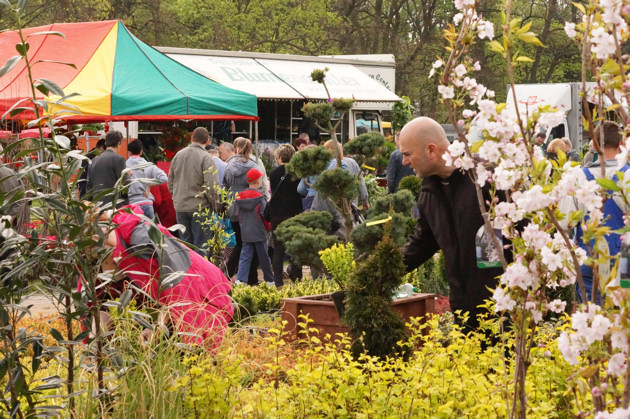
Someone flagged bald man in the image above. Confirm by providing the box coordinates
[400,117,506,331]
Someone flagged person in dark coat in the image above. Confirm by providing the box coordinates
[78,139,105,198]
[399,117,508,331]
[386,133,415,193]
[86,131,128,208]
[269,144,303,287]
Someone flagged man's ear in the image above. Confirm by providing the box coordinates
[426,143,437,157]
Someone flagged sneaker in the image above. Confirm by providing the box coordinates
[265,282,276,287]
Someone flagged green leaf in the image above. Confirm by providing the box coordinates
[36,84,50,96]
[518,22,532,34]
[516,56,534,62]
[49,327,63,342]
[15,42,28,56]
[596,177,621,192]
[17,0,26,13]
[0,55,21,77]
[37,78,64,97]
[118,289,133,313]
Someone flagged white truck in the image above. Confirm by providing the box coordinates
[153,48,401,143]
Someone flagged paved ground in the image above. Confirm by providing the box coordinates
[20,294,58,317]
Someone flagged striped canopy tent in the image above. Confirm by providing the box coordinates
[0,20,258,122]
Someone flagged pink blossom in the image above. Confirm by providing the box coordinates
[472,61,481,71]
[564,22,577,38]
[611,331,628,353]
[541,247,563,272]
[462,109,476,118]
[607,353,627,377]
[558,331,579,365]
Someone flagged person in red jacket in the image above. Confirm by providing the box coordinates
[152,161,177,228]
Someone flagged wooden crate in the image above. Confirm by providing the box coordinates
[281,292,436,341]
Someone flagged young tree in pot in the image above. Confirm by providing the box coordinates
[301,68,357,241]
[342,131,385,168]
[343,225,409,361]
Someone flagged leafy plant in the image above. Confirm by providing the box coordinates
[343,230,409,360]
[319,243,355,289]
[275,211,338,269]
[398,175,422,201]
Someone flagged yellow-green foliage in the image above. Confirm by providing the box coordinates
[174,316,577,417]
[231,279,341,317]
[319,243,355,288]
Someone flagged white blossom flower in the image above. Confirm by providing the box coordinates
[438,85,455,99]
[477,20,495,40]
[547,299,567,313]
[564,22,577,38]
[538,109,566,129]
[558,331,579,365]
[590,25,617,60]
[462,109,477,119]
[454,64,467,78]
[493,287,517,312]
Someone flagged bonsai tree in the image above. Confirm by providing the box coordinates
[343,131,385,168]
[343,226,409,360]
[275,211,339,271]
[300,68,357,240]
[350,189,417,258]
[398,175,422,201]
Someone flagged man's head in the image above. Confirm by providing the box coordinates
[274,144,296,165]
[399,117,452,179]
[127,139,143,156]
[192,127,210,145]
[298,132,309,141]
[246,168,263,188]
[206,144,220,157]
[105,131,123,149]
[534,132,546,146]
[295,138,309,150]
[594,120,623,150]
[218,142,235,161]
[95,139,106,152]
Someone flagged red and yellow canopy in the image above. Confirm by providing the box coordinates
[0,20,258,122]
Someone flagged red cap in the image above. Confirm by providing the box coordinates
[246,168,264,183]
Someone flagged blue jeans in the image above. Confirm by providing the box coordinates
[138,203,154,219]
[176,211,210,257]
[238,241,273,284]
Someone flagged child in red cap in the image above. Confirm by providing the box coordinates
[234,168,274,285]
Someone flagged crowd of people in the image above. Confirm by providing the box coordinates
[4,117,618,334]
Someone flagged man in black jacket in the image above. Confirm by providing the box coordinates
[399,117,503,330]
[86,131,128,208]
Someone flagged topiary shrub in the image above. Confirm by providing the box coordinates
[314,167,360,202]
[349,189,417,258]
[367,189,416,218]
[398,175,423,201]
[343,231,409,360]
[285,146,333,179]
[343,132,385,161]
[350,213,415,258]
[275,211,339,269]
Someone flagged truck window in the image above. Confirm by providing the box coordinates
[355,111,381,135]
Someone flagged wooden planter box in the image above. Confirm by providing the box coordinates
[281,292,436,341]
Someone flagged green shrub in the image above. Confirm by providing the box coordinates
[398,175,423,201]
[313,167,360,202]
[285,146,333,179]
[344,233,409,360]
[407,252,449,296]
[343,132,385,159]
[275,211,339,269]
